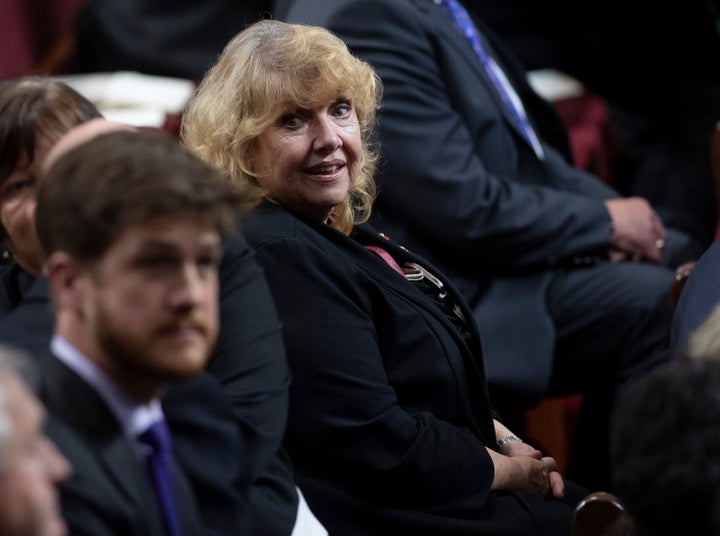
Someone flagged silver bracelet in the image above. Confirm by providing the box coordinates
[496,434,522,447]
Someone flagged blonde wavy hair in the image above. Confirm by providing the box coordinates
[182,20,382,234]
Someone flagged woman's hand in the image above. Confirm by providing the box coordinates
[499,438,541,458]
[487,448,565,499]
[493,418,539,458]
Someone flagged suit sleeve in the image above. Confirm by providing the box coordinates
[320,0,617,269]
[208,231,299,533]
[254,235,495,514]
[670,241,720,355]
[209,230,290,479]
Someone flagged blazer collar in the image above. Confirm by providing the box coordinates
[353,224,496,438]
[259,204,496,441]
[293,213,479,349]
[354,225,482,341]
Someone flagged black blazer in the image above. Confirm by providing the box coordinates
[39,357,211,536]
[243,202,575,535]
[284,0,620,398]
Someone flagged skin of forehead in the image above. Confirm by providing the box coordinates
[42,119,137,173]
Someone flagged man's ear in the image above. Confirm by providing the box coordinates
[46,252,89,313]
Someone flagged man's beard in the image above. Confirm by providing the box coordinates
[93,301,215,384]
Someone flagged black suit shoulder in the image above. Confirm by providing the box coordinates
[40,358,244,535]
[40,358,173,536]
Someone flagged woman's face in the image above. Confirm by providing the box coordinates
[0,137,50,276]
[252,96,362,221]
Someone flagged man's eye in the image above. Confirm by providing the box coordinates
[197,254,220,271]
[136,256,175,270]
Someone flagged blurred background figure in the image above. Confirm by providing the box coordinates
[611,355,720,536]
[0,0,281,81]
[75,0,275,81]
[465,0,720,247]
[684,304,720,360]
[0,77,101,314]
[0,345,71,536]
[672,240,720,357]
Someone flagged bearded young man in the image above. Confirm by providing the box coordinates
[35,130,244,536]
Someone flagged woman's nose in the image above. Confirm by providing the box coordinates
[312,115,342,153]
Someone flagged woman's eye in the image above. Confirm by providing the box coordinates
[1,176,35,199]
[333,101,352,118]
[281,114,304,129]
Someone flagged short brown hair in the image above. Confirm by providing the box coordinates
[0,77,101,184]
[182,20,382,234]
[36,130,243,262]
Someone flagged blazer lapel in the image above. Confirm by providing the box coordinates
[356,225,480,346]
[354,225,497,440]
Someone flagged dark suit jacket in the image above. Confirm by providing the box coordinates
[465,0,720,244]
[76,0,275,80]
[0,262,36,314]
[671,240,720,356]
[284,0,628,398]
[39,357,213,536]
[0,230,298,534]
[243,202,575,535]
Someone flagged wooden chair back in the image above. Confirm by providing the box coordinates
[573,491,631,536]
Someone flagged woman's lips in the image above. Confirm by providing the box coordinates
[303,161,346,179]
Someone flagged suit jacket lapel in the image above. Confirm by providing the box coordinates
[42,357,167,534]
[414,0,539,153]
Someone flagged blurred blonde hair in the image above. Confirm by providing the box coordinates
[686,304,720,360]
[182,20,382,234]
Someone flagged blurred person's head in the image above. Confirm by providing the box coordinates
[0,78,101,275]
[42,118,136,173]
[611,358,720,536]
[0,345,71,536]
[37,131,241,401]
[182,20,382,234]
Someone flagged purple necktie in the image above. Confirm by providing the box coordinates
[440,0,539,152]
[138,420,181,536]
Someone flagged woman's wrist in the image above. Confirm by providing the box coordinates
[496,434,522,447]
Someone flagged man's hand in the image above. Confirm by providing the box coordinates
[605,197,665,263]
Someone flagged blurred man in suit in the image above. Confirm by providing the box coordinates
[0,345,71,536]
[466,0,720,247]
[36,130,244,535]
[0,110,323,534]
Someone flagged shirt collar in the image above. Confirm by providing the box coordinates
[50,334,164,439]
